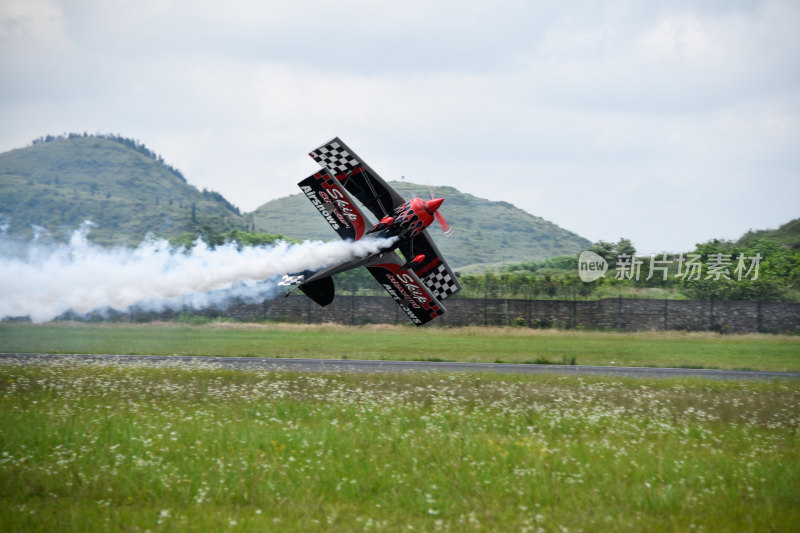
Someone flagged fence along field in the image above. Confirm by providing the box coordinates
[101,295,799,334]
[1,357,798,532]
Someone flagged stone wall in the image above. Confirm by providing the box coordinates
[159,295,800,333]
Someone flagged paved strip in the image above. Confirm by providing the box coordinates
[2,353,798,380]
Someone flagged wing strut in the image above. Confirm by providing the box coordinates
[363,169,389,217]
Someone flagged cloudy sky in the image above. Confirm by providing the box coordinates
[1,0,798,254]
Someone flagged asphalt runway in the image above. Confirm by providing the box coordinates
[2,353,798,380]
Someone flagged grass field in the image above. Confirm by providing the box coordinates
[1,321,799,372]
[1,357,798,532]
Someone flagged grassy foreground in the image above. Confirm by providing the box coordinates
[2,321,800,372]
[0,358,798,532]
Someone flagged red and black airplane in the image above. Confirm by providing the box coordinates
[279,137,462,325]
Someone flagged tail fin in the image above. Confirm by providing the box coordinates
[299,276,335,307]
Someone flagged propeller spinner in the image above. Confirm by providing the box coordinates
[426,189,452,236]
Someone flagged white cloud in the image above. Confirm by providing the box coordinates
[0,0,65,42]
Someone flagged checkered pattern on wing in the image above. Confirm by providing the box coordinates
[310,141,360,175]
[421,264,459,301]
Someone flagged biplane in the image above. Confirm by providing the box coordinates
[279,138,462,325]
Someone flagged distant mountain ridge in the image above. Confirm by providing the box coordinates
[737,217,800,250]
[251,181,592,270]
[0,134,592,269]
[0,134,246,245]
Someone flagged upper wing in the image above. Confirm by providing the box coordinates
[298,169,369,241]
[366,251,445,326]
[309,137,406,220]
[398,230,462,302]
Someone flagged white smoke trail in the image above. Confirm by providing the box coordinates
[0,222,395,323]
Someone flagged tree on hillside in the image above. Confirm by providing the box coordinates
[588,238,636,263]
[616,238,636,257]
[679,239,799,302]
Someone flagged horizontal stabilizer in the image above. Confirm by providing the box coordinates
[278,270,316,287]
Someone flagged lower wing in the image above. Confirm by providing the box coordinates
[398,230,462,303]
[366,252,446,326]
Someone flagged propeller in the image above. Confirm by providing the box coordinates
[428,188,453,236]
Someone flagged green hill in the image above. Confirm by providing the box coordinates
[251,181,591,270]
[737,217,800,250]
[0,134,247,245]
[0,134,592,268]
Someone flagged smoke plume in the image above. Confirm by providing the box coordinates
[0,222,395,323]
